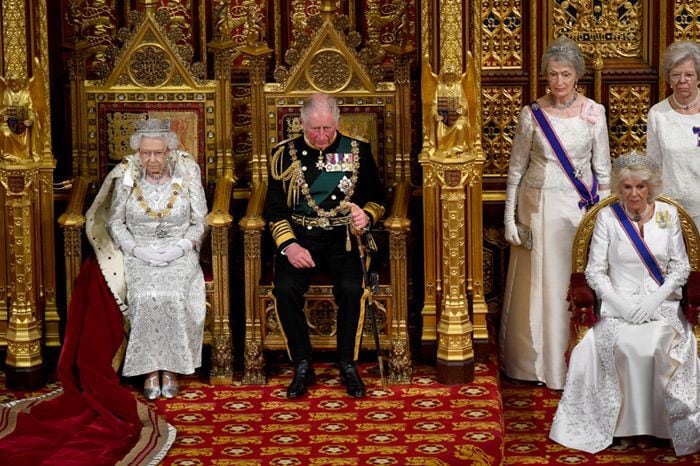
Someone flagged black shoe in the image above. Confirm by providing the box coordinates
[287,359,315,399]
[338,361,365,398]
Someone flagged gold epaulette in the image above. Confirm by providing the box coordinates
[273,133,302,148]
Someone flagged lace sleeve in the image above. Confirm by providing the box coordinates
[106,180,135,249]
[505,106,535,187]
[182,161,209,249]
[663,207,691,290]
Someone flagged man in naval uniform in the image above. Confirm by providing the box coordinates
[264,93,385,398]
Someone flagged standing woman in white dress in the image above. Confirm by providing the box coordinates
[86,119,208,400]
[500,36,611,390]
[550,153,700,455]
[646,40,700,233]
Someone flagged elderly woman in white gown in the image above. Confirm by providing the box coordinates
[500,36,611,390]
[647,40,700,233]
[85,119,208,400]
[550,152,700,455]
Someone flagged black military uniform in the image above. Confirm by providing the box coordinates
[264,131,385,366]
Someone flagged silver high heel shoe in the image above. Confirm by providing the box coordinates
[143,372,161,400]
[161,371,179,399]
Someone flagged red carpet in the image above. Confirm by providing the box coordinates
[2,358,504,465]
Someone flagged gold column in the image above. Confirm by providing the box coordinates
[385,43,414,383]
[2,0,54,389]
[239,40,273,385]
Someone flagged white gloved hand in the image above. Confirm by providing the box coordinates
[120,239,137,255]
[598,189,611,200]
[635,286,672,323]
[133,246,168,267]
[177,238,194,252]
[504,183,521,246]
[600,287,638,322]
[155,245,185,264]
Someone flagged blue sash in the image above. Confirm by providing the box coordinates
[529,102,599,210]
[610,202,665,285]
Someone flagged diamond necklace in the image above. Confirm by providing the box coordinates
[624,202,651,222]
[550,91,578,110]
[671,92,700,111]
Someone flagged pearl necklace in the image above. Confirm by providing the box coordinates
[671,92,700,111]
[624,202,651,222]
[550,91,578,110]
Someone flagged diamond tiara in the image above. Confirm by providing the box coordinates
[612,151,659,173]
[135,118,171,134]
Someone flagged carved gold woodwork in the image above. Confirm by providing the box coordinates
[481,0,523,69]
[1,0,57,388]
[59,5,235,384]
[481,86,523,177]
[420,45,484,383]
[550,0,645,60]
[673,2,700,41]
[241,4,413,384]
[608,84,651,157]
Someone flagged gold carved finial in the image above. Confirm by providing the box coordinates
[421,52,478,159]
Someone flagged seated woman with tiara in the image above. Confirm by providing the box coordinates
[86,118,209,400]
[549,152,700,455]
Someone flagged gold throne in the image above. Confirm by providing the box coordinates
[239,10,414,384]
[58,9,235,384]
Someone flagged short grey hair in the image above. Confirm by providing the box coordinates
[612,152,663,200]
[541,36,586,79]
[662,40,700,80]
[300,93,341,123]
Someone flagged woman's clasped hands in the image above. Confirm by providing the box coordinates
[122,238,193,267]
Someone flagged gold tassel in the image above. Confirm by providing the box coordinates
[346,225,352,252]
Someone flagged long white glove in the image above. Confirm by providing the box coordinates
[636,281,675,322]
[120,239,137,255]
[152,239,193,264]
[599,285,637,322]
[133,246,168,267]
[504,184,521,246]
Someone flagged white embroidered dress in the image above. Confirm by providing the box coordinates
[550,201,700,455]
[107,154,208,377]
[646,98,700,232]
[500,99,611,390]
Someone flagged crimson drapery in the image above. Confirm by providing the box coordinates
[0,256,173,465]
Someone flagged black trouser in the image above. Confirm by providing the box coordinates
[272,226,364,363]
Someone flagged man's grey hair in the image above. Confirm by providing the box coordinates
[300,93,341,123]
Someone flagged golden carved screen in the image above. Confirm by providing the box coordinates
[84,92,216,186]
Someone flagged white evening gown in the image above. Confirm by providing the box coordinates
[500,100,611,389]
[647,98,700,232]
[108,155,208,377]
[550,201,700,456]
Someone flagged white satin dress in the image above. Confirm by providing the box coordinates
[500,99,611,390]
[550,201,700,456]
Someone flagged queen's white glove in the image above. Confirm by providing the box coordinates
[133,246,168,267]
[120,239,137,255]
[504,184,521,246]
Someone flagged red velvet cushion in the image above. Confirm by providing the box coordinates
[685,271,700,325]
[568,272,598,327]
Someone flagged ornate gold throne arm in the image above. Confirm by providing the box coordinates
[57,176,89,306]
